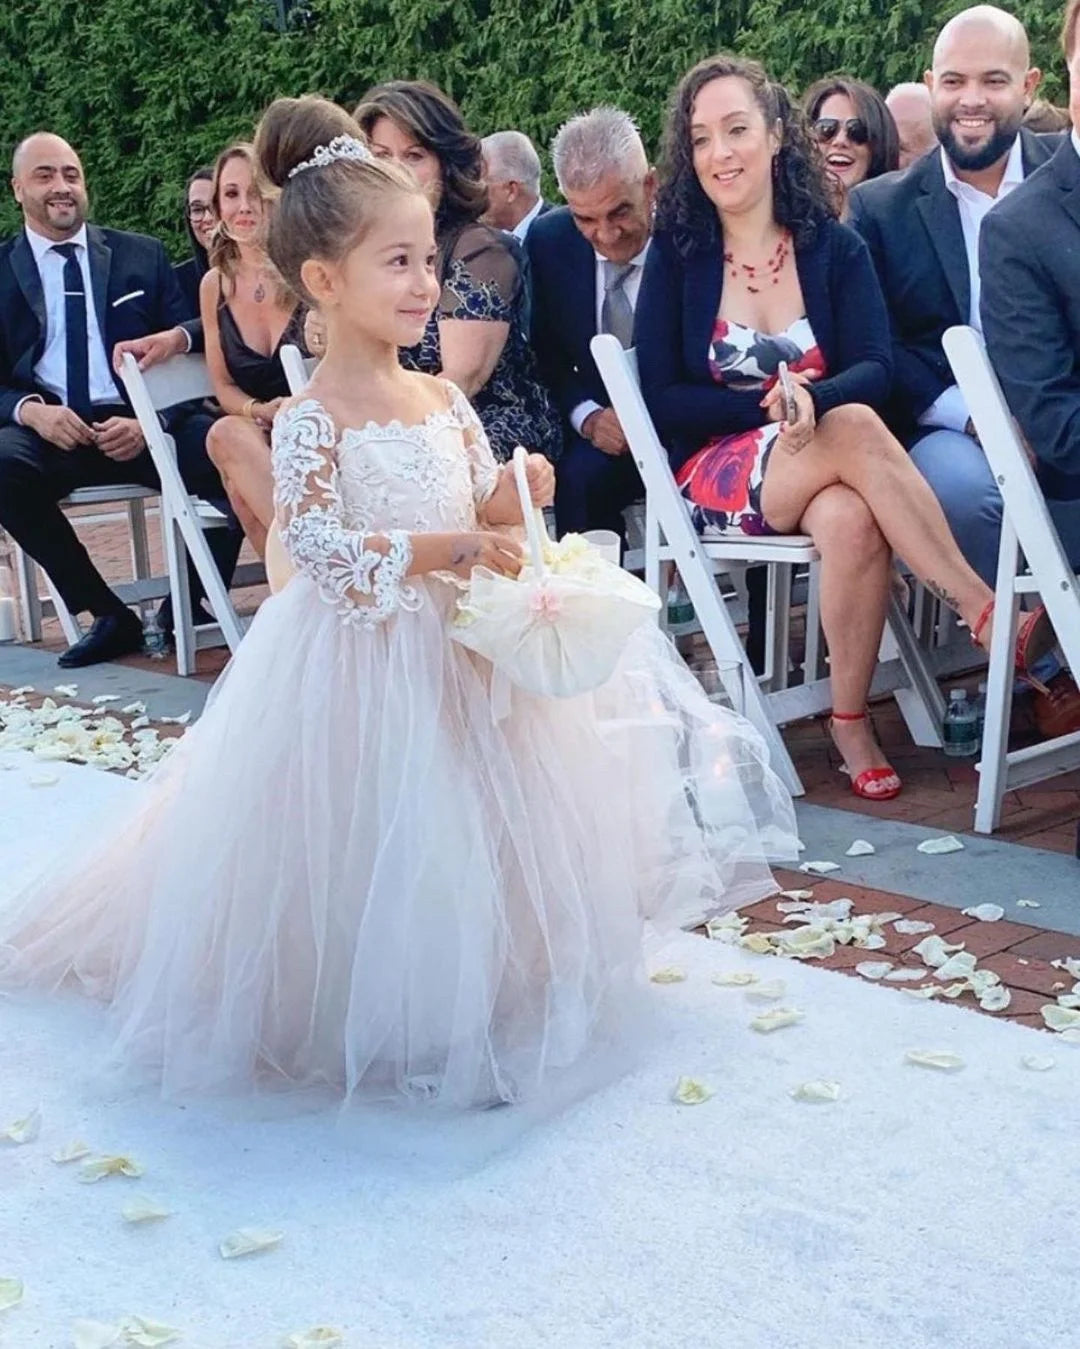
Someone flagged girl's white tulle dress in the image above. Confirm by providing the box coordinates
[0,382,798,1110]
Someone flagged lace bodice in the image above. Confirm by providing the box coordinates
[270,380,500,627]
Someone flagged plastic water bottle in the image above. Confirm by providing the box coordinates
[142,610,168,661]
[0,530,17,643]
[667,571,695,628]
[942,688,980,758]
[974,681,988,739]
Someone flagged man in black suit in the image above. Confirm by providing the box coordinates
[850,5,1076,733]
[526,106,654,537]
[978,0,1080,735]
[0,132,237,667]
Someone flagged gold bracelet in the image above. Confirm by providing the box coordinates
[241,397,256,420]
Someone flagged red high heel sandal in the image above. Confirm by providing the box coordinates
[829,710,903,802]
[970,600,1056,694]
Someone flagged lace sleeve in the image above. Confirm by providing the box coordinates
[271,400,421,627]
[443,380,499,507]
[437,224,520,323]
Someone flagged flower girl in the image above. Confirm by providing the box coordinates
[0,97,797,1110]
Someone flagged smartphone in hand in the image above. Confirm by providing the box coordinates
[777,361,799,425]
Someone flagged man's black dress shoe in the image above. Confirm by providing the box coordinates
[57,611,145,669]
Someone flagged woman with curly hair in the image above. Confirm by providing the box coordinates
[353,80,561,463]
[803,76,900,218]
[636,53,1022,802]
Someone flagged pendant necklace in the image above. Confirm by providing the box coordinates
[723,232,790,295]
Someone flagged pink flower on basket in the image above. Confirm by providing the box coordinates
[529,586,563,622]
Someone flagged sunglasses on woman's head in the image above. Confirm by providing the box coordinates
[813,117,870,146]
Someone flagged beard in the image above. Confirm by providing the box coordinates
[934,108,1023,172]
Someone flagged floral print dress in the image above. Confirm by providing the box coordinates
[676,315,825,536]
[400,221,562,464]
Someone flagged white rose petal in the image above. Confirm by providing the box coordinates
[649,966,687,984]
[78,1154,144,1183]
[745,978,786,1002]
[934,951,978,982]
[905,1050,965,1071]
[739,932,778,954]
[962,903,1005,922]
[790,1080,840,1103]
[53,683,79,697]
[855,961,894,980]
[901,984,945,999]
[855,932,888,950]
[0,1276,24,1310]
[845,839,876,857]
[916,835,965,855]
[219,1227,284,1259]
[750,1007,804,1033]
[286,1331,345,1349]
[1016,899,1041,909]
[157,711,191,726]
[120,1315,181,1346]
[72,1321,122,1349]
[705,913,748,942]
[28,771,59,788]
[120,702,147,716]
[90,694,121,705]
[711,971,759,987]
[893,919,936,935]
[1042,1004,1080,1032]
[2,1106,41,1144]
[1060,1027,1080,1043]
[121,1197,173,1224]
[777,889,815,902]
[671,1076,714,1105]
[1057,993,1080,1009]
[1021,1055,1056,1071]
[799,861,841,876]
[52,1139,92,1164]
[884,968,929,983]
[775,928,836,959]
[978,985,1011,1012]
[1052,957,1080,978]
[912,934,965,968]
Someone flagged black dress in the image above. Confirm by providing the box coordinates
[399,222,562,463]
[217,300,308,402]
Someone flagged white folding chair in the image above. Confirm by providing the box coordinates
[14,484,163,646]
[120,352,263,675]
[944,324,1080,834]
[591,334,946,795]
[280,344,318,396]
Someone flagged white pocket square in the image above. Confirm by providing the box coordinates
[112,289,145,307]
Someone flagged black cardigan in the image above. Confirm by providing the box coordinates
[635,217,893,464]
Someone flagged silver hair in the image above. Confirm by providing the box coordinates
[551,106,648,194]
[481,131,542,195]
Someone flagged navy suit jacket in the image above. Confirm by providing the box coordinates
[849,129,1060,435]
[525,206,606,423]
[0,223,191,427]
[981,139,1080,500]
[635,217,892,467]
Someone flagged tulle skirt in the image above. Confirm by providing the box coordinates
[0,575,798,1110]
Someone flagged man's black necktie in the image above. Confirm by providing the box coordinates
[52,241,91,421]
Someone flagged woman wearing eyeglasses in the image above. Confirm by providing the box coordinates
[804,78,899,218]
[174,167,215,321]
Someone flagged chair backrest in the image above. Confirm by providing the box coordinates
[122,351,215,413]
[943,324,1080,677]
[280,344,318,396]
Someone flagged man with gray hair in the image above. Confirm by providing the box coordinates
[481,130,549,239]
[527,106,655,535]
[885,82,937,168]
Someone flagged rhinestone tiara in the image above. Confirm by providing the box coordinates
[288,135,374,180]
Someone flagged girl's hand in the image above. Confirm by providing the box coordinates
[524,453,555,508]
[447,531,524,580]
[776,383,816,454]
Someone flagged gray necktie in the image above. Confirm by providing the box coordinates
[601,260,635,349]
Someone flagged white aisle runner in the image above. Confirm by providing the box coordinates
[1,753,1079,1349]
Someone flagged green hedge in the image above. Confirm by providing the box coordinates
[0,0,1069,255]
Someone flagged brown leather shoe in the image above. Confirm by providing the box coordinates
[1032,672,1080,740]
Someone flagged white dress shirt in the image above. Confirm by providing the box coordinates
[918,138,1024,433]
[21,222,118,415]
[570,239,651,436]
[511,197,545,241]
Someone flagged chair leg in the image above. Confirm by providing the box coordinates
[162,498,196,677]
[42,570,82,646]
[14,544,43,642]
[127,497,154,624]
[763,563,793,692]
[974,522,1021,834]
[803,560,825,683]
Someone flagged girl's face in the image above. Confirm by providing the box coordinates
[814,92,872,190]
[312,191,440,349]
[216,155,264,245]
[690,77,781,220]
[187,178,216,250]
[367,116,444,209]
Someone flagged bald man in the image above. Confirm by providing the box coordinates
[0,133,239,667]
[885,82,937,168]
[851,6,1071,736]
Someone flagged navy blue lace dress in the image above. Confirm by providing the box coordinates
[400,222,562,463]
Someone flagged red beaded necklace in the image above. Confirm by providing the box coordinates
[723,231,791,294]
